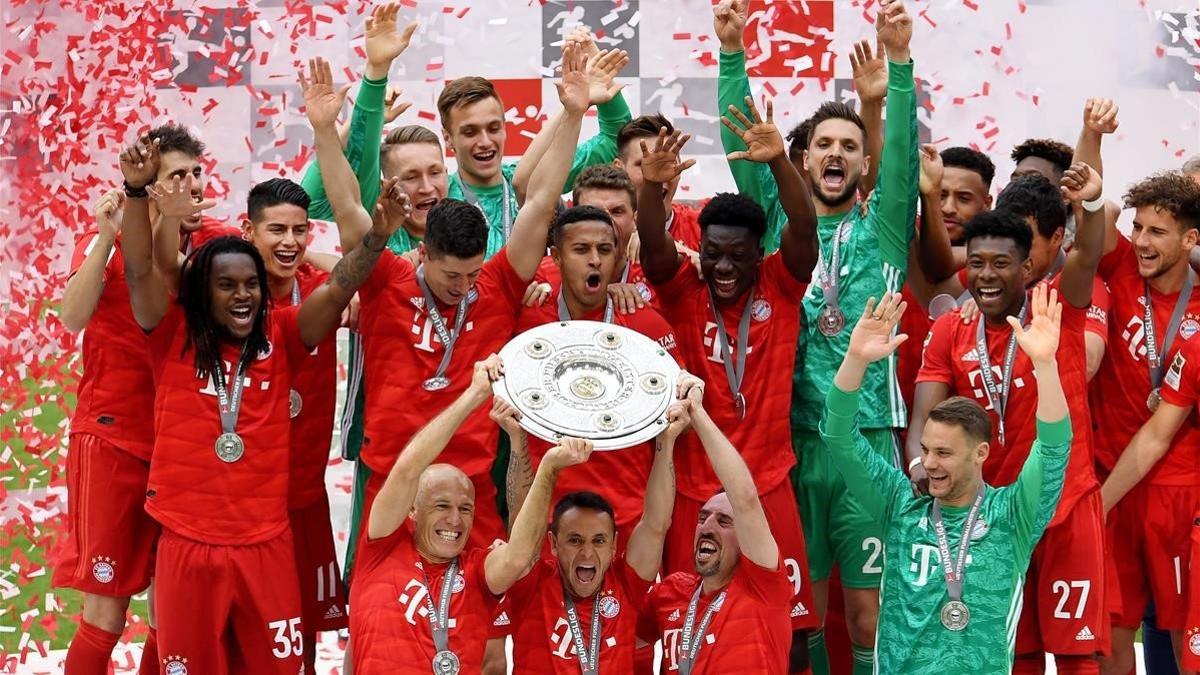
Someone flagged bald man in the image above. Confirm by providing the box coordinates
[349,355,594,674]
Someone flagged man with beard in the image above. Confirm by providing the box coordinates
[823,289,1072,673]
[634,93,820,669]
[504,375,699,673]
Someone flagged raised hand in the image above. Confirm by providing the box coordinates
[663,401,693,441]
[147,175,217,219]
[556,41,591,115]
[675,370,705,405]
[847,293,909,364]
[489,396,524,438]
[564,26,600,59]
[850,38,887,105]
[372,176,414,236]
[545,436,595,469]
[722,96,785,163]
[383,88,412,124]
[364,3,417,76]
[470,353,505,394]
[1008,283,1061,365]
[1083,98,1119,135]
[119,135,161,188]
[639,128,697,184]
[94,189,125,239]
[918,144,943,196]
[584,48,628,105]
[1060,161,1102,204]
[300,57,351,129]
[712,0,748,53]
[876,0,913,62]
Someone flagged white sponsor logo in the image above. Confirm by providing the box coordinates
[1075,626,1096,641]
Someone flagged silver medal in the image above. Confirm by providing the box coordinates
[1147,387,1162,412]
[817,306,845,337]
[940,600,970,631]
[289,389,303,419]
[423,376,451,392]
[432,649,460,675]
[214,432,245,463]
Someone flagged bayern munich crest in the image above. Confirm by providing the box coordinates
[599,595,621,619]
[91,557,114,584]
[163,656,188,675]
[452,573,466,594]
[1189,629,1200,657]
[751,298,772,322]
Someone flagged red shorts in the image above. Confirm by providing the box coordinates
[1109,484,1199,630]
[291,493,348,633]
[664,480,818,630]
[52,433,159,596]
[154,528,303,674]
[1015,489,1110,655]
[1182,513,1200,670]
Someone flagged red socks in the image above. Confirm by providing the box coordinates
[137,627,158,675]
[64,619,120,675]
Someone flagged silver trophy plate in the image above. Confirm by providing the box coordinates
[494,320,680,450]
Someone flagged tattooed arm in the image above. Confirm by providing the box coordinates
[296,226,392,349]
[491,397,535,532]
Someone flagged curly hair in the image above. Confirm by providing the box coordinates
[617,114,674,157]
[963,209,1033,260]
[549,205,616,248]
[698,192,767,239]
[1010,138,1073,174]
[147,123,206,158]
[1124,172,1200,232]
[786,118,814,162]
[996,175,1067,238]
[424,198,488,259]
[572,164,636,209]
[942,146,996,188]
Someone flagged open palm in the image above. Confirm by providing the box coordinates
[640,129,696,184]
[300,58,349,128]
[722,97,784,163]
[847,294,909,364]
[1009,283,1061,363]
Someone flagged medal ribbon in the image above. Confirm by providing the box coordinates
[459,177,515,241]
[556,291,614,324]
[420,559,459,660]
[212,343,249,436]
[706,285,755,416]
[561,585,602,675]
[290,279,301,305]
[817,209,854,321]
[1143,269,1195,388]
[416,265,471,384]
[973,303,1027,448]
[678,583,726,675]
[931,484,985,605]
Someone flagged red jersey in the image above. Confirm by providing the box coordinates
[275,265,337,510]
[917,293,1096,525]
[642,556,792,675]
[1092,236,1200,485]
[68,230,155,458]
[146,304,312,545]
[896,283,932,414]
[350,525,501,675]
[183,216,241,253]
[508,557,651,674]
[669,202,703,252]
[357,249,527,477]
[515,291,679,532]
[535,256,659,309]
[1156,337,1200,468]
[651,253,806,499]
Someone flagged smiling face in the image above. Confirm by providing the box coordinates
[552,220,618,313]
[411,465,475,563]
[208,252,263,339]
[1130,205,1199,281]
[444,97,506,186]
[700,224,763,304]
[156,150,206,231]
[693,493,739,584]
[551,507,617,599]
[965,236,1032,320]
[243,204,310,286]
[920,420,988,503]
[382,142,449,233]
[940,167,992,244]
[804,118,869,209]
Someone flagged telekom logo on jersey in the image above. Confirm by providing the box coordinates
[702,322,752,364]
[410,311,476,353]
[909,543,975,587]
[548,618,618,660]
[395,578,459,628]
[660,628,716,671]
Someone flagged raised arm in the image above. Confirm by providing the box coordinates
[367,356,501,541]
[119,136,170,331]
[504,42,590,280]
[60,190,123,332]
[721,97,818,282]
[147,175,218,294]
[490,397,534,533]
[635,129,694,284]
[485,437,594,594]
[1057,162,1104,309]
[914,145,961,284]
[1073,98,1124,255]
[850,38,887,197]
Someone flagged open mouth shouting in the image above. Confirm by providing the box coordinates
[695,537,720,564]
[927,471,949,492]
[584,271,603,294]
[1135,248,1161,274]
[228,302,255,332]
[711,275,739,299]
[821,163,847,194]
[414,196,439,215]
[574,563,597,585]
[471,148,498,169]
[975,285,1004,304]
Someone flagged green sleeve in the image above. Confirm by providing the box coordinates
[865,60,919,271]
[299,75,389,222]
[561,93,632,192]
[1009,416,1072,558]
[717,50,786,252]
[819,384,907,525]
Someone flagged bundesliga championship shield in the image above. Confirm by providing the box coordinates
[494,321,681,450]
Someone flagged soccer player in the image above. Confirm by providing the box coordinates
[117,129,398,672]
[350,353,595,673]
[504,374,698,673]
[1092,171,1200,674]
[640,373,795,674]
[907,166,1109,673]
[635,93,820,667]
[824,288,1073,673]
[613,114,703,252]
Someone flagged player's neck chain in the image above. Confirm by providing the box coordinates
[678,582,726,675]
[931,484,986,631]
[706,284,756,419]
[421,558,461,675]
[974,301,1027,447]
[212,343,250,463]
[816,206,856,337]
[416,264,471,392]
[459,175,515,240]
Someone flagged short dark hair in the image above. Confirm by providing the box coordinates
[698,192,767,239]
[424,199,487,259]
[1010,138,1073,174]
[147,123,206,158]
[928,396,993,445]
[786,118,814,162]
[550,205,616,248]
[806,101,866,148]
[996,175,1066,238]
[551,491,616,534]
[1124,172,1200,233]
[617,114,674,157]
[437,77,502,128]
[572,164,637,209]
[941,146,996,188]
[247,178,311,222]
[963,209,1033,260]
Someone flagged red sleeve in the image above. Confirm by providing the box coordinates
[1085,278,1110,343]
[147,305,185,366]
[636,581,665,643]
[915,313,958,384]
[956,267,968,287]
[69,230,115,282]
[356,522,413,580]
[634,309,679,356]
[466,546,504,605]
[271,304,316,371]
[481,248,532,310]
[534,256,558,286]
[358,249,405,305]
[650,254,701,299]
[1097,235,1131,282]
[761,252,806,303]
[1161,337,1200,410]
[498,557,551,619]
[616,558,653,612]
[734,554,792,605]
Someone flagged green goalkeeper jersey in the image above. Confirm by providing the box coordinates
[718,51,919,431]
[820,385,1071,674]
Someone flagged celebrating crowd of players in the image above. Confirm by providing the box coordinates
[52,0,1200,673]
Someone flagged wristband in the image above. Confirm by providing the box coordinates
[1082,196,1104,213]
[907,456,922,472]
[123,181,149,198]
